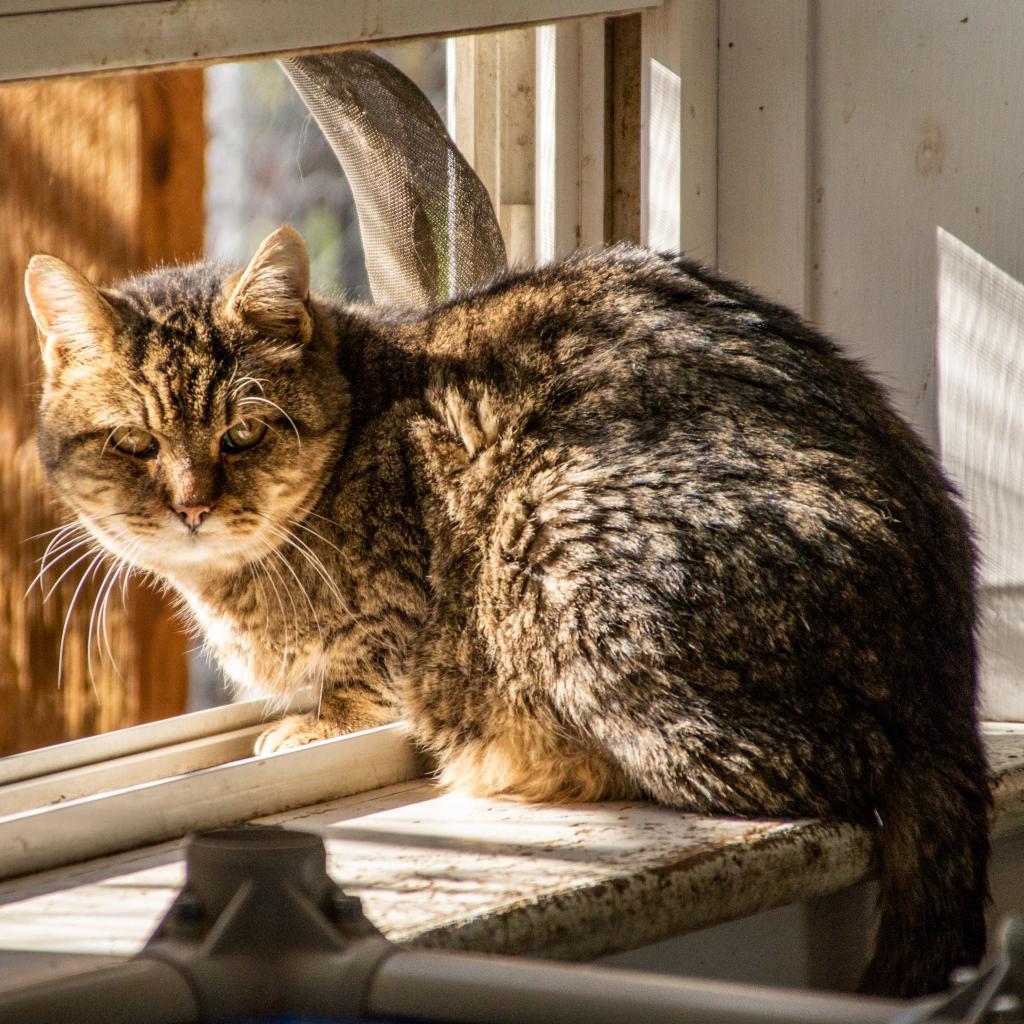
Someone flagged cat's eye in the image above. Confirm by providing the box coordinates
[108,426,158,458]
[221,418,268,453]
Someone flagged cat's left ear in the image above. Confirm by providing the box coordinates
[224,225,313,346]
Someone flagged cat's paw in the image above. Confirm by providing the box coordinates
[254,713,334,755]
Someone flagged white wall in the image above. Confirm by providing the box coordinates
[719,0,1024,439]
[716,0,1024,718]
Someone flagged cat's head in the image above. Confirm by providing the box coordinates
[25,226,349,582]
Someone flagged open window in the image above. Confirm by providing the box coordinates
[0,0,719,878]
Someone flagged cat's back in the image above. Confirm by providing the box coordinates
[409,245,974,716]
[423,246,865,428]
[416,244,941,505]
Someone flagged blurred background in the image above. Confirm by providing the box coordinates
[0,42,445,755]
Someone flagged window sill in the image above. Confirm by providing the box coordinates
[0,708,423,879]
[1,724,1022,991]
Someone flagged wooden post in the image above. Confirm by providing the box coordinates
[605,13,643,245]
[0,69,202,755]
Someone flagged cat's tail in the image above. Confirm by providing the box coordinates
[859,735,990,998]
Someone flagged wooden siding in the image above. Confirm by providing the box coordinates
[0,70,200,754]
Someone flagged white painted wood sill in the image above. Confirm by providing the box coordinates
[0,724,1021,993]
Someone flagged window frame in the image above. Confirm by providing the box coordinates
[0,0,660,83]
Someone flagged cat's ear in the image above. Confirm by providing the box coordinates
[24,256,121,374]
[224,225,313,345]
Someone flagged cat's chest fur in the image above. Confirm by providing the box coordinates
[188,598,326,698]
[180,406,434,699]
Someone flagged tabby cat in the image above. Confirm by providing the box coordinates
[25,226,989,997]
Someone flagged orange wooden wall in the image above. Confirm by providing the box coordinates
[0,70,202,755]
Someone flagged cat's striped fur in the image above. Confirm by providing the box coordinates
[26,226,989,997]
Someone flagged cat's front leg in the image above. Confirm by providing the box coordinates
[254,682,398,755]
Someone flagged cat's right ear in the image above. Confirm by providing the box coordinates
[24,256,120,374]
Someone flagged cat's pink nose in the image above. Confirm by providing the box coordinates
[174,503,212,530]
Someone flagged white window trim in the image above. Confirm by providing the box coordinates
[0,0,661,83]
[451,3,717,264]
[0,722,421,879]
[0,693,311,788]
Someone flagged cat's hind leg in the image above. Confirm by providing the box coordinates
[400,613,637,803]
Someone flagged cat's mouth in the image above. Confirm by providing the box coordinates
[157,513,267,569]
[78,495,311,582]
[87,509,269,578]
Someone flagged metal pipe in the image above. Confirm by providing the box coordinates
[368,950,904,1024]
[0,959,197,1024]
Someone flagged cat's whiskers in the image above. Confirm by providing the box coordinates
[230,375,271,400]
[88,558,114,671]
[294,512,375,670]
[260,546,301,633]
[264,512,403,658]
[257,517,343,605]
[99,427,123,458]
[87,554,124,682]
[27,512,136,602]
[96,537,144,675]
[37,526,89,566]
[266,544,323,641]
[265,543,329,698]
[22,509,120,545]
[119,558,136,608]
[300,509,346,533]
[58,549,106,694]
[26,511,126,597]
[25,525,73,546]
[229,374,275,426]
[244,560,271,622]
[288,518,346,561]
[42,546,102,603]
[277,555,329,707]
[99,562,127,671]
[34,519,142,688]
[224,362,239,395]
[286,517,385,656]
[242,415,282,444]
[249,535,330,707]
[26,529,92,598]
